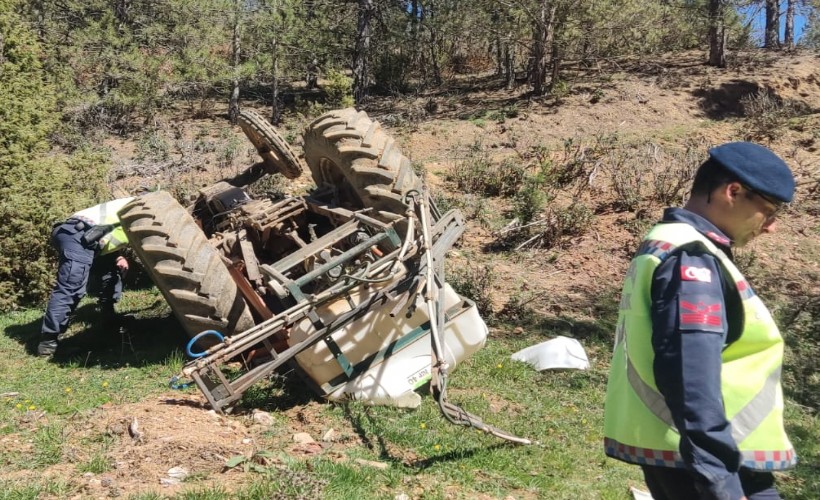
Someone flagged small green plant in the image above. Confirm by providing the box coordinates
[77,453,111,474]
[649,141,701,206]
[495,158,528,196]
[224,450,276,473]
[135,130,170,162]
[453,193,492,226]
[449,140,492,193]
[513,163,553,225]
[295,97,326,118]
[432,192,454,214]
[497,288,541,323]
[447,263,496,318]
[553,203,594,240]
[216,130,243,171]
[741,89,808,140]
[550,80,571,99]
[163,348,186,373]
[324,69,354,108]
[485,104,519,123]
[32,424,66,468]
[550,135,619,190]
[608,155,644,212]
[448,141,526,197]
[780,292,820,411]
[504,201,594,250]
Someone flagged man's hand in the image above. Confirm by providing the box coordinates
[116,256,129,277]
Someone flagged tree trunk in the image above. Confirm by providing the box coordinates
[531,1,557,96]
[353,0,374,105]
[581,19,592,66]
[495,36,503,76]
[427,0,442,86]
[504,41,515,90]
[229,0,241,124]
[784,0,795,50]
[707,0,726,67]
[271,41,281,125]
[764,0,780,49]
[547,31,561,93]
[411,0,421,68]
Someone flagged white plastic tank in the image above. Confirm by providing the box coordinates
[287,279,488,407]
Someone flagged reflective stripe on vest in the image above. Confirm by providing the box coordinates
[627,357,782,443]
[72,198,134,255]
[604,437,796,470]
[72,197,134,226]
[603,222,796,471]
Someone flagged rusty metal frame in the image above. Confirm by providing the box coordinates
[181,196,466,414]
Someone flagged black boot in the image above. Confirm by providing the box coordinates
[37,335,59,356]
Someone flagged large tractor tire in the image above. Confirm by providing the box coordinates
[238,109,303,180]
[118,191,255,344]
[302,108,423,220]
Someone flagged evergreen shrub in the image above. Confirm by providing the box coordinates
[0,1,109,310]
[324,69,355,108]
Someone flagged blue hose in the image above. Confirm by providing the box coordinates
[168,375,192,390]
[186,329,224,358]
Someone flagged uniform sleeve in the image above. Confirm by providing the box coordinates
[650,249,745,500]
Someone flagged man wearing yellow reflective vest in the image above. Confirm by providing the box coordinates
[38,197,135,356]
[603,142,796,500]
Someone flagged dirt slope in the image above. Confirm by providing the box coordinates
[9,49,817,498]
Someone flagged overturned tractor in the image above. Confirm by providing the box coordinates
[118,109,529,444]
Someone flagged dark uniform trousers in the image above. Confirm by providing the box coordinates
[641,465,781,500]
[40,220,123,340]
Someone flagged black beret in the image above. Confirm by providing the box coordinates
[708,142,795,202]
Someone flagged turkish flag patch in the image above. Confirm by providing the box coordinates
[680,301,722,327]
[681,266,712,283]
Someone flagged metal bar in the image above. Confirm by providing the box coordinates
[322,335,354,378]
[192,370,223,413]
[305,199,355,219]
[271,219,359,273]
[225,259,273,321]
[352,211,392,230]
[292,232,389,287]
[239,238,262,282]
[203,283,403,411]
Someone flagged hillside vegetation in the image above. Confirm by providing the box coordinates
[1,0,818,498]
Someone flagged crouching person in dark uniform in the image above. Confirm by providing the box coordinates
[38,197,135,356]
[603,142,797,499]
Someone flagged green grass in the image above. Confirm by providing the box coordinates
[0,286,817,499]
[0,286,189,485]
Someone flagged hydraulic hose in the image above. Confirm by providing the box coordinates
[186,330,225,358]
